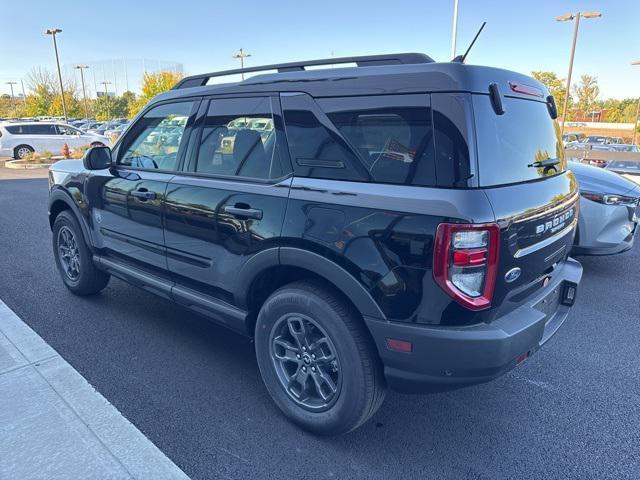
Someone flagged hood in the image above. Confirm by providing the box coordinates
[568,160,639,196]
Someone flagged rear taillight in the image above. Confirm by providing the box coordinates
[433,223,500,311]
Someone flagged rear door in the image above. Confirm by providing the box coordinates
[28,123,60,152]
[164,95,291,308]
[56,124,84,149]
[87,100,199,274]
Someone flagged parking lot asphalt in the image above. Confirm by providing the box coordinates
[0,176,638,480]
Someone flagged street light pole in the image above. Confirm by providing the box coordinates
[232,48,251,80]
[451,0,459,58]
[45,28,67,122]
[100,81,111,120]
[556,11,601,136]
[75,65,90,120]
[632,61,640,145]
[5,81,17,117]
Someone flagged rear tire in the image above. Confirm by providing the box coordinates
[255,280,386,435]
[52,210,110,295]
[14,145,34,159]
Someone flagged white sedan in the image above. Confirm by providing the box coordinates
[0,122,111,159]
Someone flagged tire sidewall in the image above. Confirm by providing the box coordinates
[52,211,92,292]
[255,285,371,434]
[14,145,34,160]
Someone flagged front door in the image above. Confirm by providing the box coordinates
[163,95,291,305]
[86,100,199,274]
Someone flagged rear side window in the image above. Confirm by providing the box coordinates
[193,96,284,180]
[281,93,367,182]
[6,124,57,135]
[473,95,564,186]
[318,95,437,186]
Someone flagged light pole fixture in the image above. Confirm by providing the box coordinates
[451,0,459,58]
[5,81,17,117]
[75,65,90,120]
[232,48,251,80]
[45,28,68,122]
[555,11,602,136]
[100,81,112,120]
[632,61,640,145]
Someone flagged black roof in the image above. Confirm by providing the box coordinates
[153,53,549,104]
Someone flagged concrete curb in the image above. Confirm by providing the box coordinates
[0,300,190,480]
[4,158,61,169]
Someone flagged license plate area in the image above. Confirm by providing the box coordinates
[533,284,562,319]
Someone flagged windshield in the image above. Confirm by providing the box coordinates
[473,95,565,186]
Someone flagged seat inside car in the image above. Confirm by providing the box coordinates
[234,129,268,178]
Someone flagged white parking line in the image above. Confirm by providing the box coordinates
[0,299,190,480]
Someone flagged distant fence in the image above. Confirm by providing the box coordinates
[564,149,640,163]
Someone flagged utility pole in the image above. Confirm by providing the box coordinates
[20,80,27,107]
[75,65,90,120]
[233,48,251,80]
[45,28,68,122]
[632,61,640,145]
[555,11,602,136]
[5,82,17,117]
[451,0,459,58]
[101,81,112,120]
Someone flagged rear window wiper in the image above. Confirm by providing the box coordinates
[528,158,560,169]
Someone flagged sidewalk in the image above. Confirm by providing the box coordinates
[0,300,190,480]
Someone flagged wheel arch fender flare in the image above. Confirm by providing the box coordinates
[236,247,386,321]
[48,188,94,251]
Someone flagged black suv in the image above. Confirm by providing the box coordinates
[49,53,582,435]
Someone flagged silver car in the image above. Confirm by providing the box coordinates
[569,160,640,255]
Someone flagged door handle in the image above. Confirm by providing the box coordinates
[131,189,156,200]
[223,205,263,220]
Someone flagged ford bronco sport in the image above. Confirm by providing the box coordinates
[49,53,582,435]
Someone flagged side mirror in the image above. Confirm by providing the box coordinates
[83,146,112,170]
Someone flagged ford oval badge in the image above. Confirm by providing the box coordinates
[505,267,521,283]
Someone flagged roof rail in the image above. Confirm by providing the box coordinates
[173,53,434,89]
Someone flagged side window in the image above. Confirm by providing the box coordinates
[431,93,473,188]
[281,93,367,182]
[193,97,283,180]
[318,95,436,186]
[118,101,195,171]
[18,124,57,135]
[57,125,80,135]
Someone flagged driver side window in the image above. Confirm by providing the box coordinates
[118,101,194,171]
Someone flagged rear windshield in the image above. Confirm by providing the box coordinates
[473,95,564,186]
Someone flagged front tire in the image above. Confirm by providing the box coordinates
[52,210,110,295]
[255,280,386,435]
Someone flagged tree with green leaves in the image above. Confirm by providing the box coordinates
[531,71,568,114]
[93,94,130,120]
[572,74,600,118]
[129,71,183,117]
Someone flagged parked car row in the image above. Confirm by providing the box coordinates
[563,133,628,147]
[47,54,638,435]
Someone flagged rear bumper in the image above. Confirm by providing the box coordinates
[364,257,583,393]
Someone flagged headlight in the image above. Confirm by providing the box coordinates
[581,191,639,206]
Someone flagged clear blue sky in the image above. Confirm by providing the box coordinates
[0,0,638,99]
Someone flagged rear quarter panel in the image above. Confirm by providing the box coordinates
[282,177,496,324]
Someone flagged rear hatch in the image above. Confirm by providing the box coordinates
[472,90,579,316]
